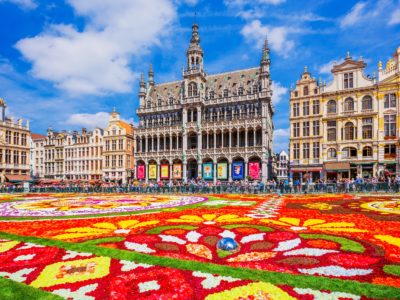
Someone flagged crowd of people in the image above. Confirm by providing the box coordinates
[1,175,400,194]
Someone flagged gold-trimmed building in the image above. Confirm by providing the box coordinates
[289,47,400,181]
[0,98,31,183]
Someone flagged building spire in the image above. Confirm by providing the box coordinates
[148,64,154,86]
[261,36,270,64]
[140,73,145,87]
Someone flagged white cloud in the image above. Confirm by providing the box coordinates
[340,2,367,28]
[64,111,134,130]
[389,8,400,25]
[16,0,176,96]
[273,128,289,152]
[0,0,37,9]
[319,60,336,74]
[271,81,288,105]
[241,20,294,57]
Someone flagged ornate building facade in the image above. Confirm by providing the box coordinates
[274,150,289,181]
[134,24,274,182]
[289,47,400,181]
[64,128,104,181]
[102,110,134,184]
[31,133,46,179]
[0,98,31,182]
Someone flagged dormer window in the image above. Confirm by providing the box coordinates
[147,101,151,108]
[303,86,309,96]
[169,97,174,105]
[223,89,228,98]
[158,99,162,106]
[209,91,214,99]
[344,72,353,89]
[238,87,244,96]
[294,91,298,97]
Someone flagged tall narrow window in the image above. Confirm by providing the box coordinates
[312,121,320,136]
[384,115,396,138]
[303,86,309,96]
[312,100,320,114]
[303,143,310,159]
[293,123,300,137]
[293,103,300,117]
[362,118,373,139]
[313,142,320,158]
[327,121,337,141]
[303,121,310,137]
[362,96,373,110]
[293,143,300,159]
[344,72,353,89]
[303,101,309,116]
[344,97,354,112]
[327,100,337,114]
[384,93,396,109]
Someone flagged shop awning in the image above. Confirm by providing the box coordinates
[291,168,322,173]
[324,162,350,171]
[5,175,33,182]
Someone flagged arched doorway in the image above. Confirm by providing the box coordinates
[187,159,198,180]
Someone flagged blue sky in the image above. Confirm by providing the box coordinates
[0,0,399,152]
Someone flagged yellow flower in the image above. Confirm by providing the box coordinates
[374,235,400,247]
[166,214,252,225]
[261,217,367,233]
[303,202,334,210]
[54,219,159,240]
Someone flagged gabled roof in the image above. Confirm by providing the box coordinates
[332,57,366,73]
[31,133,46,140]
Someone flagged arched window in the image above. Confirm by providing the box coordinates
[362,146,372,157]
[344,122,355,140]
[327,148,337,158]
[223,89,229,98]
[146,101,151,108]
[188,82,197,97]
[362,95,373,110]
[344,97,354,112]
[342,147,357,158]
[327,100,337,114]
[209,91,215,99]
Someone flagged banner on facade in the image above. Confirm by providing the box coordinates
[202,163,213,180]
[232,162,244,180]
[249,162,261,179]
[137,165,145,180]
[172,164,182,179]
[148,164,157,180]
[160,164,169,179]
[217,163,228,180]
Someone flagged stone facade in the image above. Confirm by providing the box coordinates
[31,133,46,179]
[102,110,134,184]
[134,24,274,182]
[275,150,289,181]
[289,47,400,181]
[0,98,31,182]
[64,128,104,181]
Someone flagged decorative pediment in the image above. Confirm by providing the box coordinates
[332,59,366,72]
[379,73,400,84]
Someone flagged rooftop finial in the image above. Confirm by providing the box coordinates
[113,106,116,112]
[304,66,308,73]
[264,37,269,51]
[346,51,351,59]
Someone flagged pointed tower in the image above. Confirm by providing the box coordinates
[260,37,271,91]
[138,73,146,107]
[186,23,204,71]
[148,64,154,87]
[0,98,6,122]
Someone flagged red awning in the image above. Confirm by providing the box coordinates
[5,175,32,182]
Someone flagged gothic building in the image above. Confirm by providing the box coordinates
[134,24,274,182]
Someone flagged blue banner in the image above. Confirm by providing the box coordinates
[232,162,244,180]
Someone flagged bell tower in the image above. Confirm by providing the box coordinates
[186,23,204,72]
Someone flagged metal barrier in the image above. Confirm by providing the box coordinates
[0,182,399,194]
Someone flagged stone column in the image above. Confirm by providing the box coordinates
[245,129,248,148]
[183,162,187,182]
[198,162,202,179]
[262,160,268,181]
[228,162,232,182]
[213,162,217,184]
[214,132,216,148]
[237,131,240,148]
[157,135,160,152]
[221,131,224,148]
[229,130,232,148]
[206,133,209,149]
[156,163,160,182]
[253,130,256,147]
[169,163,173,184]
[197,132,202,151]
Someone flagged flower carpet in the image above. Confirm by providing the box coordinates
[0,193,399,299]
